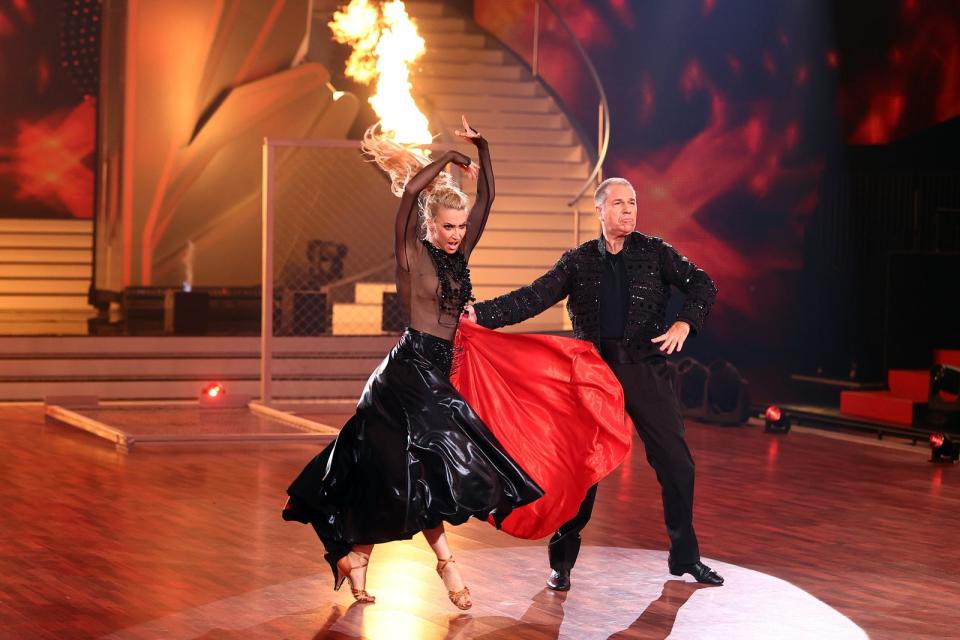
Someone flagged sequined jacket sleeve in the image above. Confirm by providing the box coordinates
[659,240,717,334]
[395,149,472,272]
[474,249,576,329]
[462,136,493,260]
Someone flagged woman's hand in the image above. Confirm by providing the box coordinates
[448,149,478,181]
[454,114,479,140]
[461,303,477,324]
[454,115,480,180]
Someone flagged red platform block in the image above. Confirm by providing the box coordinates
[934,350,960,367]
[840,391,917,426]
[887,370,929,402]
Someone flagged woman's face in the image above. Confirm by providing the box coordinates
[427,207,469,254]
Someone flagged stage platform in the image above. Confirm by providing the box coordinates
[1,403,955,639]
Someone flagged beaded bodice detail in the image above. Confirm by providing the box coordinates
[421,239,473,323]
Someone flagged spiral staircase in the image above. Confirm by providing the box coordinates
[324,0,601,334]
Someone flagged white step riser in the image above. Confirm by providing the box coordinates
[0,219,92,234]
[481,145,584,162]
[0,295,90,311]
[0,234,93,249]
[0,379,369,401]
[332,303,386,335]
[1,248,92,264]
[435,110,564,129]
[493,194,593,213]
[414,16,470,33]
[422,32,485,48]
[471,265,572,285]
[483,212,595,230]
[421,63,525,81]
[401,1,447,18]
[494,176,593,195]
[422,47,505,64]
[0,335,399,355]
[0,264,92,278]
[493,160,590,179]
[417,77,541,98]
[473,229,576,248]
[0,321,90,336]
[0,357,384,378]
[429,94,555,113]
[441,127,573,147]
[354,282,396,304]
[0,280,90,295]
[471,247,582,267]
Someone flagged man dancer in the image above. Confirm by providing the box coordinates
[465,177,723,588]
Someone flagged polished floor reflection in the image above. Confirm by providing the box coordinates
[0,405,955,639]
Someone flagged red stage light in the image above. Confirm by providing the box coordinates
[203,383,225,399]
[765,405,782,422]
[929,432,945,449]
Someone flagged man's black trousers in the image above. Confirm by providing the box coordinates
[548,350,700,571]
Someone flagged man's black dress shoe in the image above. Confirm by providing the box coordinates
[668,559,724,585]
[546,569,571,591]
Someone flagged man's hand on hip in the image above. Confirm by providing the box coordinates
[651,321,690,354]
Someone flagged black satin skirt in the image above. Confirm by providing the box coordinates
[283,328,544,573]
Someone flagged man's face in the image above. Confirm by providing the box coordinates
[596,183,637,238]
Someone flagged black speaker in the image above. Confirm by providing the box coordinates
[675,358,709,419]
[704,359,750,425]
[292,292,329,336]
[928,364,960,430]
[171,291,210,335]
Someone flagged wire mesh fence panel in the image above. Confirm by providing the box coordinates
[261,139,479,403]
[268,141,407,339]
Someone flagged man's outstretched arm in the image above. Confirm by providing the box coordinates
[470,250,576,329]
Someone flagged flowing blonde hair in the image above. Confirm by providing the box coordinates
[361,124,469,234]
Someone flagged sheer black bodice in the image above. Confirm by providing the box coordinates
[394,136,493,341]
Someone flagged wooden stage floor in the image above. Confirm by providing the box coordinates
[1,405,956,639]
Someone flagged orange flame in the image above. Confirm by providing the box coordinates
[329,0,431,145]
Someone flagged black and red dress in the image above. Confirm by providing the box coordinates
[282,135,631,577]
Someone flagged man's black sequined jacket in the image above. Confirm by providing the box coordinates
[474,232,718,357]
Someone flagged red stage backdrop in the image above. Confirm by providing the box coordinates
[0,0,99,220]
[475,0,960,358]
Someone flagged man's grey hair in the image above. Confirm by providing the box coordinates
[594,177,635,208]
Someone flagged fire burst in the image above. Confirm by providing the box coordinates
[330,0,431,145]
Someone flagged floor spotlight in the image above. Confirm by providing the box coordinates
[929,432,959,463]
[203,382,225,398]
[764,405,791,433]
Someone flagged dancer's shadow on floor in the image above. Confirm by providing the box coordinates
[192,599,370,640]
[445,587,567,639]
[607,579,709,639]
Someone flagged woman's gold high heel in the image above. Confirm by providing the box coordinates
[335,552,375,603]
[436,555,472,610]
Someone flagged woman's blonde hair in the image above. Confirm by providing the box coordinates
[361,124,469,233]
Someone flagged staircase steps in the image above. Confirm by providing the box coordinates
[0,334,397,401]
[840,368,931,426]
[0,218,95,321]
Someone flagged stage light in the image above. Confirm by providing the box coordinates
[203,383,225,399]
[929,432,959,463]
[764,405,791,433]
